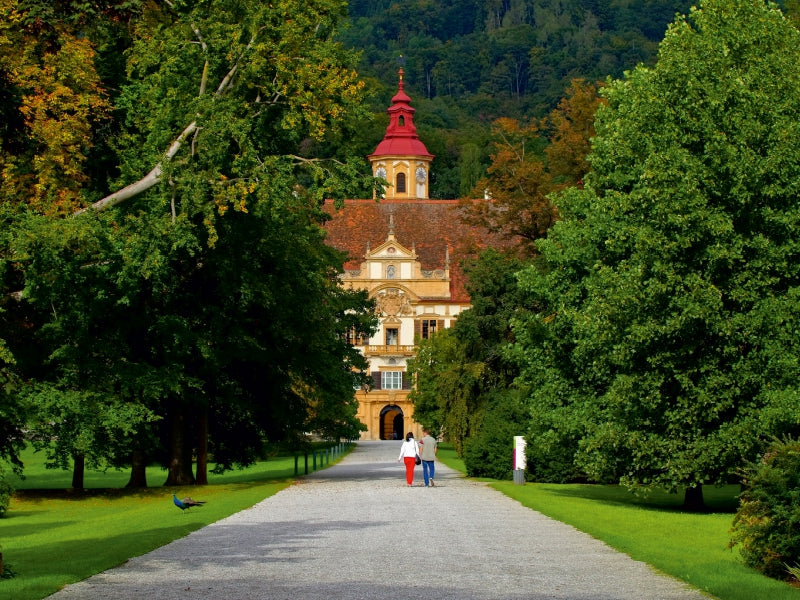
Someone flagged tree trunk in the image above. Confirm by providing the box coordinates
[126,448,148,488]
[164,404,196,486]
[71,453,85,489]
[195,406,209,485]
[683,484,705,511]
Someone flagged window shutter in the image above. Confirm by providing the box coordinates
[414,319,421,341]
[438,319,445,331]
[402,371,412,390]
[372,372,382,390]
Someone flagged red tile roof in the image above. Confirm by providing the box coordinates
[322,199,507,303]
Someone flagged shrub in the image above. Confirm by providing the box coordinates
[0,470,12,518]
[526,428,588,483]
[729,437,800,580]
[463,394,529,480]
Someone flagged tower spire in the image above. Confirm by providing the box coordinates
[371,68,429,151]
[367,69,434,199]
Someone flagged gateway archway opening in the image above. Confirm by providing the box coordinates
[380,405,404,440]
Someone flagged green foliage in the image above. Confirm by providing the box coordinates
[408,329,482,454]
[0,361,25,474]
[463,391,527,479]
[23,385,156,473]
[346,0,691,108]
[0,205,26,475]
[409,249,530,455]
[1,0,377,487]
[339,1,693,198]
[514,0,800,504]
[0,464,12,517]
[730,438,800,581]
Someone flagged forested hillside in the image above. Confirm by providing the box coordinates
[338,0,790,198]
[344,0,692,112]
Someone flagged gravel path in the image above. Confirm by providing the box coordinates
[48,441,710,599]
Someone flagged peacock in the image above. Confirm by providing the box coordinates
[172,493,206,512]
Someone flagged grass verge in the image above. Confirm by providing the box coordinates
[1,444,351,600]
[437,443,800,600]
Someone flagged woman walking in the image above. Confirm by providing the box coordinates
[397,432,419,486]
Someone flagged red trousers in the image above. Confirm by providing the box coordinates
[403,457,416,485]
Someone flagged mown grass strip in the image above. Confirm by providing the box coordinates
[437,443,800,600]
[1,446,350,600]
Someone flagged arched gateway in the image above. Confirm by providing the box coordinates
[379,404,404,440]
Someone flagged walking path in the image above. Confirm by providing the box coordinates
[49,441,710,599]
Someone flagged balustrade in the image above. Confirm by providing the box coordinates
[362,344,417,356]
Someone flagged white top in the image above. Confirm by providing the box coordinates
[398,439,419,459]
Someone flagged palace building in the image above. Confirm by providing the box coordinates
[323,70,504,440]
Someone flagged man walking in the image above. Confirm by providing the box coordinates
[419,429,438,487]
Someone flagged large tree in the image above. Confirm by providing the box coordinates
[4,0,377,486]
[516,0,800,508]
[102,0,373,485]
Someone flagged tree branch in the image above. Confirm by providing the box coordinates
[75,120,198,215]
[74,25,262,216]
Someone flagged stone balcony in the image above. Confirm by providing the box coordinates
[362,344,417,357]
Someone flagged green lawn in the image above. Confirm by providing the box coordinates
[437,443,800,600]
[0,444,350,600]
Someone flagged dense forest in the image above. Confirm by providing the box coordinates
[338,0,700,198]
[345,0,692,110]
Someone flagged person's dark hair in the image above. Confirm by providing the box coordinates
[406,432,414,441]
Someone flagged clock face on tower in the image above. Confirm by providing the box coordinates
[375,167,387,180]
[415,166,427,183]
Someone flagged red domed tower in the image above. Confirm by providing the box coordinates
[368,69,434,199]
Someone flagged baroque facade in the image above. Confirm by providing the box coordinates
[324,71,503,440]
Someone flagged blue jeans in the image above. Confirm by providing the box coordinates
[422,460,435,486]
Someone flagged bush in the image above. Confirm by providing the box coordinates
[730,437,800,580]
[463,394,529,480]
[526,428,588,483]
[0,470,13,517]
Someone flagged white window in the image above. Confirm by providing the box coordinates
[382,371,403,390]
[386,328,398,346]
